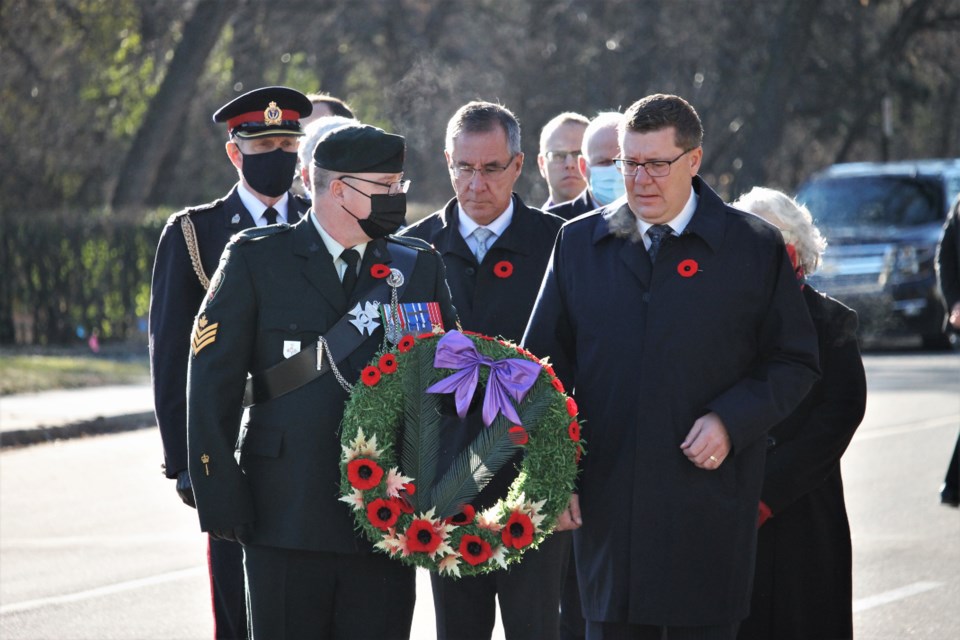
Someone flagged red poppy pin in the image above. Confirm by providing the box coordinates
[493,260,514,278]
[677,259,700,278]
[398,335,415,353]
[370,263,391,279]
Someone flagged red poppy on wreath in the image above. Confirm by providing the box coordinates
[370,263,391,279]
[677,259,699,278]
[568,420,581,442]
[406,519,443,554]
[361,366,381,386]
[551,377,564,393]
[447,504,476,526]
[493,260,514,278]
[403,482,416,496]
[508,425,529,446]
[502,511,534,549]
[575,444,583,464]
[459,534,493,566]
[367,498,401,530]
[418,332,438,340]
[392,495,414,514]
[347,457,384,490]
[398,335,415,353]
[378,353,398,374]
[566,396,578,417]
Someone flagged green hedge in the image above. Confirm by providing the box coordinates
[0,210,166,345]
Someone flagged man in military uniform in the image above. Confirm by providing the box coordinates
[401,101,567,640]
[149,85,312,639]
[187,124,458,639]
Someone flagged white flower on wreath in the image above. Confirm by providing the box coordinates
[489,545,509,570]
[341,427,382,462]
[339,488,366,512]
[438,555,462,578]
[384,468,415,497]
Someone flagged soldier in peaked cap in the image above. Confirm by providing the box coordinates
[187,124,458,639]
[148,86,312,640]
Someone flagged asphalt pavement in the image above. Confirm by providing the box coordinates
[0,383,155,448]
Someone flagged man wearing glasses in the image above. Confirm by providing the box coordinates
[401,101,567,640]
[187,124,457,639]
[548,111,626,222]
[538,112,590,209]
[523,94,820,640]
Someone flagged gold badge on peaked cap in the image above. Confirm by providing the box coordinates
[263,101,283,126]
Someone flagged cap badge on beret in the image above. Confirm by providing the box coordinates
[264,101,283,126]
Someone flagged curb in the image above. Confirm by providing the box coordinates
[0,412,157,449]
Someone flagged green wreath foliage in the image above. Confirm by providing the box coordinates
[339,330,583,578]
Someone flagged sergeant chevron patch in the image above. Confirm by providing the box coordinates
[192,314,219,355]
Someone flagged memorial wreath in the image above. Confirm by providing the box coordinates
[339,329,582,578]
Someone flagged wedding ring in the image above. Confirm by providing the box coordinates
[709,455,719,463]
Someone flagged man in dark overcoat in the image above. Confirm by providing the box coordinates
[401,101,567,640]
[186,124,458,639]
[935,193,960,507]
[522,94,821,640]
[148,85,311,639]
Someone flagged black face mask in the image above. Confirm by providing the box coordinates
[240,148,298,197]
[342,193,407,239]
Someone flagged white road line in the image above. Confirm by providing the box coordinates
[0,565,206,615]
[854,415,957,441]
[853,581,943,613]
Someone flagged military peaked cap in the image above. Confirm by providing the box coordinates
[313,124,405,173]
[213,86,312,138]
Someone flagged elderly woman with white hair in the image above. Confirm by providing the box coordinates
[732,187,867,640]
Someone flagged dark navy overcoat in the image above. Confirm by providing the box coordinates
[522,176,821,626]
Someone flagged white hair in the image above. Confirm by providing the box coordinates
[297,115,359,171]
[733,186,827,274]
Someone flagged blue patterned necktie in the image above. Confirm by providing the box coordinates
[472,227,495,263]
[646,224,672,263]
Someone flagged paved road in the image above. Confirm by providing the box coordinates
[0,351,957,639]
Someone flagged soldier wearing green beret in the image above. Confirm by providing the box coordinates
[187,124,458,639]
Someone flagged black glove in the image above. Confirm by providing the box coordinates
[175,469,196,509]
[210,523,253,545]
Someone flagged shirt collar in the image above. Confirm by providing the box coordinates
[309,210,367,263]
[457,197,515,240]
[237,182,289,226]
[635,186,699,239]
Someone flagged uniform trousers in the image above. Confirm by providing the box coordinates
[431,530,571,640]
[586,621,739,640]
[209,535,247,640]
[243,544,415,640]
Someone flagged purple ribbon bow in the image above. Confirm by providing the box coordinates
[425,331,541,427]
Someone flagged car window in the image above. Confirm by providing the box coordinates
[797,176,944,227]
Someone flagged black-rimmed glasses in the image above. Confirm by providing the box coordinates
[614,149,693,178]
[339,175,411,196]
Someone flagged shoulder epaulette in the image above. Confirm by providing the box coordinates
[167,196,227,223]
[231,223,292,244]
[388,234,434,252]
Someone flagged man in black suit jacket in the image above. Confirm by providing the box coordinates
[523,94,820,640]
[548,112,625,222]
[401,101,566,640]
[187,124,458,639]
[936,194,960,507]
[148,86,311,640]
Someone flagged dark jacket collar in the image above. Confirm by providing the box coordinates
[432,193,540,260]
[593,176,725,253]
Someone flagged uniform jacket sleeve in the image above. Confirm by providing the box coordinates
[149,216,204,478]
[186,240,257,532]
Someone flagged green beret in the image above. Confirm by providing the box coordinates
[313,124,405,173]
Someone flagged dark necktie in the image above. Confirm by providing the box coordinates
[646,224,672,263]
[263,207,278,226]
[340,249,360,296]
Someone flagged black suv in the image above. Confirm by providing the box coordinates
[796,159,960,349]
